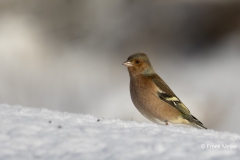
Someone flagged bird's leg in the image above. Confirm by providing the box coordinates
[165,120,168,125]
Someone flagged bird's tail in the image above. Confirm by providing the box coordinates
[190,115,207,129]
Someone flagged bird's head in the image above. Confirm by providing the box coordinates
[123,53,154,76]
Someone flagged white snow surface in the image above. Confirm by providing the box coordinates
[0,104,239,160]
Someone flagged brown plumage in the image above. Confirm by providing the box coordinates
[123,53,207,129]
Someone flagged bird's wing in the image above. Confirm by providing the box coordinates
[149,74,206,129]
[149,74,191,115]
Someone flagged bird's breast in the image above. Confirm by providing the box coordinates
[129,76,159,115]
[129,75,182,123]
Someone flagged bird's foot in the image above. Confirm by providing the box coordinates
[165,121,168,125]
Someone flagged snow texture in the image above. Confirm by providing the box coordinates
[0,104,239,160]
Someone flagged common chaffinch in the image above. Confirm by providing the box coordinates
[123,53,207,129]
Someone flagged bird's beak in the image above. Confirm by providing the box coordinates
[122,61,133,67]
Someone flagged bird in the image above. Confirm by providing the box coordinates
[123,53,207,129]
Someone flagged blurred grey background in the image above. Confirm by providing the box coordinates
[0,0,240,133]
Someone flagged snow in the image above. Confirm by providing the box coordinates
[0,104,239,160]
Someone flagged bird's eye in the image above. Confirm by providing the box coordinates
[135,60,140,64]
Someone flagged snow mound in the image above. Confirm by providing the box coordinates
[0,104,239,160]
